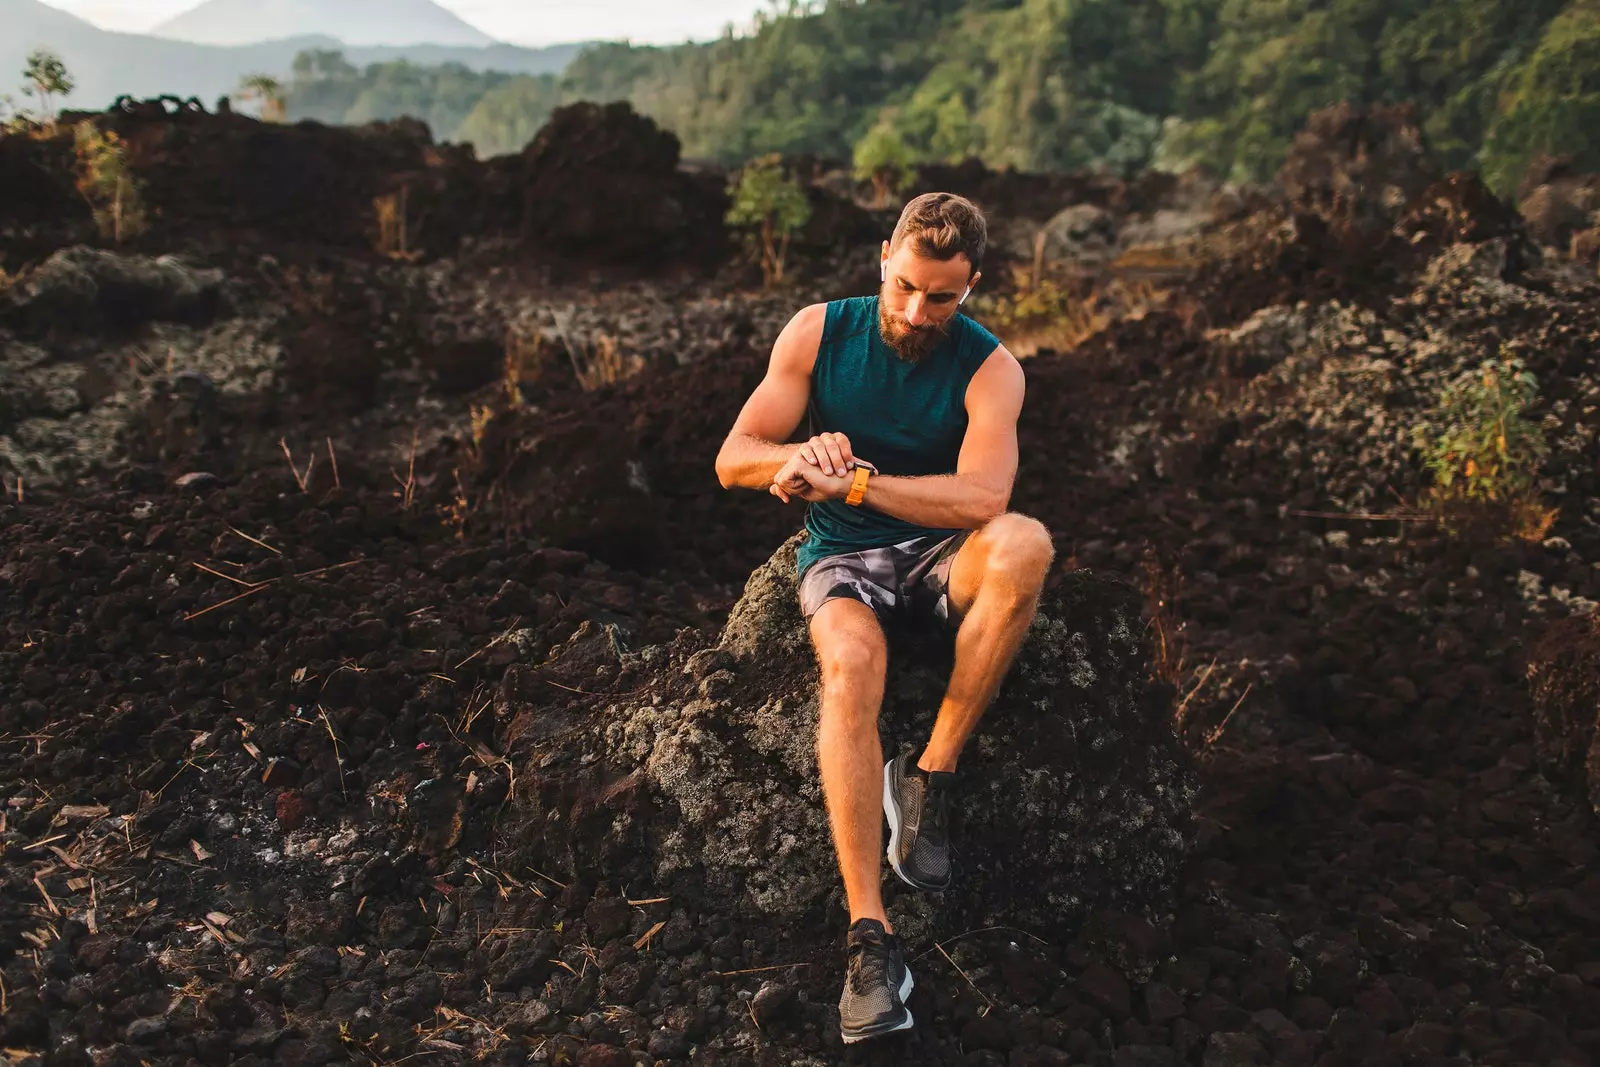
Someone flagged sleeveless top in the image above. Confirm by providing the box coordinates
[797,295,1001,577]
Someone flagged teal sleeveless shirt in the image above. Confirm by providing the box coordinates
[797,296,1002,577]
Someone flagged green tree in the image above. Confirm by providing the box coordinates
[457,75,563,157]
[726,154,812,287]
[239,73,286,122]
[23,49,74,126]
[1481,0,1600,194]
[853,110,919,207]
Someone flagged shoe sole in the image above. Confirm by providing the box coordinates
[883,758,950,893]
[840,969,915,1044]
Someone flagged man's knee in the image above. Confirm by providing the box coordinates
[817,635,886,691]
[980,513,1054,588]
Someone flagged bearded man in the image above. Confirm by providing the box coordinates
[714,191,1053,1044]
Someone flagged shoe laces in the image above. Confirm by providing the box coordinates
[920,772,951,848]
[847,928,893,994]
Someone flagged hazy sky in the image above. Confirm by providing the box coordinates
[40,0,776,45]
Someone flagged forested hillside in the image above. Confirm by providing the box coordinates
[300,0,1600,191]
[283,49,564,159]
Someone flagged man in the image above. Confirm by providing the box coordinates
[713,192,1054,1044]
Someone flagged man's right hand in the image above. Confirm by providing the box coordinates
[796,432,855,477]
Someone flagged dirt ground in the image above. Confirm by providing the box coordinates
[2,102,1598,1067]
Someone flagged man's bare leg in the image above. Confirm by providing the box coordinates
[810,598,892,928]
[919,513,1054,773]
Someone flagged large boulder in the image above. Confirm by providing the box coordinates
[501,534,1195,944]
[515,101,728,266]
[1527,613,1600,814]
[3,246,223,336]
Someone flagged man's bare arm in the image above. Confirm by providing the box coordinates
[825,346,1023,527]
[715,304,829,490]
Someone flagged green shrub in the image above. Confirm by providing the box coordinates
[74,122,148,243]
[725,154,811,288]
[1413,353,1555,538]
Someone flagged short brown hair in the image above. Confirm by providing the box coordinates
[889,192,987,276]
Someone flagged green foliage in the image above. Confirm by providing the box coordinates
[1481,0,1600,195]
[23,49,73,125]
[1414,354,1549,508]
[73,122,147,243]
[726,154,813,286]
[282,50,521,153]
[238,73,286,122]
[852,110,919,207]
[272,1,1600,187]
[456,75,563,157]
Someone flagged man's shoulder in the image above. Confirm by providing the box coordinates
[949,311,1004,370]
[821,295,877,344]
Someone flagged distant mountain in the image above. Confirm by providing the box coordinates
[3,0,579,114]
[152,0,496,48]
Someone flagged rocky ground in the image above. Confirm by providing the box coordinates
[2,102,1599,1066]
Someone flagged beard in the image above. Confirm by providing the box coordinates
[878,297,950,363]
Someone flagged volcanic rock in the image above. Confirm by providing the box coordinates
[512,533,1195,947]
[1526,613,1600,812]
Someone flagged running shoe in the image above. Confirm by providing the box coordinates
[883,749,954,892]
[839,918,914,1043]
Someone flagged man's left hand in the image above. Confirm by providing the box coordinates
[769,457,855,504]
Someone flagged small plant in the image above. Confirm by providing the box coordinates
[1413,353,1556,540]
[23,50,73,128]
[1140,549,1187,688]
[373,185,422,261]
[468,404,495,461]
[852,111,918,209]
[237,73,286,122]
[967,265,1110,354]
[73,121,148,243]
[726,154,812,288]
[439,467,474,539]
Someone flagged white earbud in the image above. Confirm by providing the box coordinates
[880,260,886,282]
[959,286,971,306]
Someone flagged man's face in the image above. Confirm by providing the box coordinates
[878,239,980,362]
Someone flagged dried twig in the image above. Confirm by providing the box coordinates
[325,437,341,490]
[524,866,568,890]
[192,562,261,589]
[225,525,281,555]
[712,962,810,977]
[454,616,521,671]
[183,582,274,621]
[634,921,666,950]
[392,429,417,509]
[316,705,348,800]
[1205,682,1253,745]
[278,437,315,493]
[1173,658,1218,727]
[935,942,996,1017]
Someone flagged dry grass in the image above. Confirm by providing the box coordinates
[373,185,423,262]
[1140,549,1187,688]
[278,437,315,493]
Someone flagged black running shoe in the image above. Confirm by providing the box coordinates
[839,918,914,1043]
[883,749,953,891]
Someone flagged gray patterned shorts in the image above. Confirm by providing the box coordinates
[797,531,972,628]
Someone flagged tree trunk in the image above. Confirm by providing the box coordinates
[760,216,776,288]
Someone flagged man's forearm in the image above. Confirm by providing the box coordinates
[715,433,800,491]
[861,473,1008,530]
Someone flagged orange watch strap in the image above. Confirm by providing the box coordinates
[845,466,871,507]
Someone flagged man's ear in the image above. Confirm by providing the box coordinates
[968,270,983,292]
